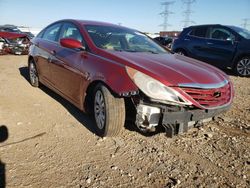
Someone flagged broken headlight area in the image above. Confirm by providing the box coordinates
[126,66,192,106]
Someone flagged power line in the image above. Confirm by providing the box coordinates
[182,0,196,28]
[241,18,250,29]
[159,1,175,31]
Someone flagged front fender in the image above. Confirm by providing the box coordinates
[86,52,138,96]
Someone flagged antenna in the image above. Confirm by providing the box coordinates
[159,1,175,31]
[182,0,196,28]
[242,18,250,29]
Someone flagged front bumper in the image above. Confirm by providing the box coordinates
[135,102,231,137]
[162,104,231,137]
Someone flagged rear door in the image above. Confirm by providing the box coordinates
[204,26,237,67]
[184,26,209,61]
[35,23,62,84]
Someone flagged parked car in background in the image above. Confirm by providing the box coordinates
[0,32,30,55]
[28,19,233,137]
[0,25,22,33]
[172,24,250,76]
[0,37,9,54]
[23,32,35,39]
[154,36,173,49]
[0,25,35,39]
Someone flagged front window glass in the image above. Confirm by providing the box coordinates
[85,25,167,53]
[43,23,61,42]
[59,23,83,42]
[229,26,250,39]
[209,27,235,41]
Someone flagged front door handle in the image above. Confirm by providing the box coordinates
[50,50,56,55]
[207,42,213,45]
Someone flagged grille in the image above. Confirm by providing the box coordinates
[181,83,231,108]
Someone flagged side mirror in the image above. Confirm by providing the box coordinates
[60,38,85,50]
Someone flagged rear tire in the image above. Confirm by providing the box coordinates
[234,57,250,77]
[93,84,125,137]
[29,60,39,87]
[176,49,187,56]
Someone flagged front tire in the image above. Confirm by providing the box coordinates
[29,60,39,87]
[234,57,250,77]
[93,84,125,137]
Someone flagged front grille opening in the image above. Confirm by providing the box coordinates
[181,83,231,108]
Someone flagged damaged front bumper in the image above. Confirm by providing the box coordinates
[135,103,231,137]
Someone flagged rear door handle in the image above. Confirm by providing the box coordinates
[207,42,213,45]
[184,38,190,41]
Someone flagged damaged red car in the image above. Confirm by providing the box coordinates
[0,32,30,55]
[28,19,234,137]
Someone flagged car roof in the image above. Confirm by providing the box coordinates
[186,24,239,29]
[53,19,134,31]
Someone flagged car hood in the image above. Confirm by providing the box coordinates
[105,51,228,87]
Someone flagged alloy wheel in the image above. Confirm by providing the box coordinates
[236,58,250,76]
[94,90,106,130]
[29,62,38,85]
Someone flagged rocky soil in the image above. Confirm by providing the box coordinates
[0,55,249,188]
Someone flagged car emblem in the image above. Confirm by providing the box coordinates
[213,91,221,98]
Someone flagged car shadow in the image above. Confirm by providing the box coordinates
[0,125,8,188]
[221,68,236,76]
[18,66,97,135]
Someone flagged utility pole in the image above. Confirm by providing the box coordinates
[242,18,250,29]
[159,1,175,31]
[182,0,196,28]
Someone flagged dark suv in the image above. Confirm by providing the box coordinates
[172,24,250,76]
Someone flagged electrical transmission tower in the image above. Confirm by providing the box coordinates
[182,0,196,28]
[242,18,250,29]
[159,1,175,31]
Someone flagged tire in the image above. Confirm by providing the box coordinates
[29,60,39,87]
[93,84,125,137]
[234,57,250,77]
[176,49,187,56]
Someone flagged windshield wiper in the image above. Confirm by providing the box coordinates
[144,50,159,54]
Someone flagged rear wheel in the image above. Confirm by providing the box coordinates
[29,60,39,87]
[176,49,187,56]
[93,84,125,137]
[234,57,250,77]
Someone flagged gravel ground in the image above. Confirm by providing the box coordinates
[0,55,249,188]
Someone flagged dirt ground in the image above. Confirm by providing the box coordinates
[0,55,249,188]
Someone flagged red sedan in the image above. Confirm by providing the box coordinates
[28,19,234,137]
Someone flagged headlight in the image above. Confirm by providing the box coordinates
[126,66,192,105]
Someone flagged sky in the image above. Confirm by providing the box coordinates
[0,0,249,33]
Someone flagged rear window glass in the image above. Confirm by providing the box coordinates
[189,27,207,38]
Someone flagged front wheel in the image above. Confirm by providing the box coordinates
[93,84,125,137]
[234,57,250,77]
[29,60,39,87]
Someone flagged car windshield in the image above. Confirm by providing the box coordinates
[229,26,250,39]
[85,25,168,54]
